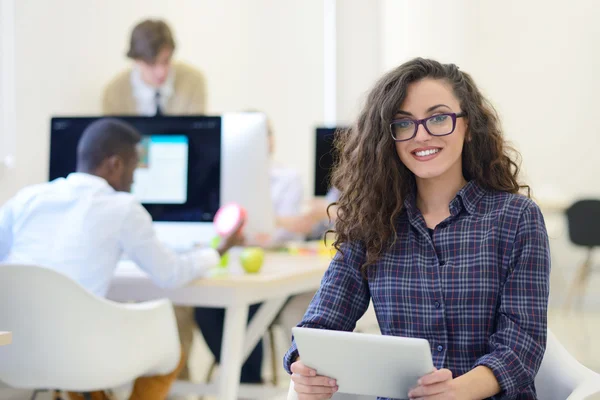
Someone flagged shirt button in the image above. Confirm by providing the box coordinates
[437,345,444,352]
[434,301,441,309]
[439,261,446,267]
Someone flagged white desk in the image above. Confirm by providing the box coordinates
[0,332,11,346]
[108,252,330,400]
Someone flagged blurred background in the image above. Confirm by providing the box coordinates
[1,0,600,397]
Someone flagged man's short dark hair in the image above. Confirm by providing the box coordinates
[77,118,141,172]
[126,19,176,63]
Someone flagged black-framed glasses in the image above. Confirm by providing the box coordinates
[390,112,466,142]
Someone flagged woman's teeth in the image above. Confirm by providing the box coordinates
[415,149,440,157]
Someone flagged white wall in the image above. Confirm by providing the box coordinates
[381,0,600,205]
[0,0,16,195]
[0,0,325,202]
[335,0,382,125]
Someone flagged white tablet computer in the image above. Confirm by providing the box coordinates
[292,327,434,399]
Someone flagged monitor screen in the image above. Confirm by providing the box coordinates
[50,116,221,222]
[314,126,346,197]
[134,134,189,204]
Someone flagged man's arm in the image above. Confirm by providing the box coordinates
[119,202,220,288]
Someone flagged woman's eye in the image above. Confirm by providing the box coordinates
[430,115,449,124]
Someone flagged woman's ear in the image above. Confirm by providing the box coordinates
[465,124,472,142]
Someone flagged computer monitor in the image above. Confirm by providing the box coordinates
[50,116,221,224]
[221,112,275,236]
[314,126,346,197]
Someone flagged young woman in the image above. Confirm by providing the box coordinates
[284,58,550,400]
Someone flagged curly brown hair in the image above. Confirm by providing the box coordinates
[329,58,529,275]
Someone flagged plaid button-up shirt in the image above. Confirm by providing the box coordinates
[284,181,550,400]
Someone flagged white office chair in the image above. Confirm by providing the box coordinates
[535,329,600,400]
[0,264,180,396]
[286,329,600,400]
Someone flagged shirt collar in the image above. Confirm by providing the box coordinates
[451,180,486,215]
[403,180,486,223]
[130,65,175,99]
[66,173,114,191]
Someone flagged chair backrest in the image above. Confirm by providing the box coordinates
[566,200,600,247]
[0,264,180,392]
[535,329,600,400]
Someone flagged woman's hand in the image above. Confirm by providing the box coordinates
[408,368,465,400]
[290,359,338,399]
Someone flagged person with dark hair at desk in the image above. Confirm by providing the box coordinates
[103,19,206,116]
[0,118,243,399]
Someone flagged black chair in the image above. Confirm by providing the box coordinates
[564,199,600,310]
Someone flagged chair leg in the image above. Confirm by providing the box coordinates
[206,359,218,382]
[269,325,278,386]
[201,360,218,400]
[207,333,275,385]
[564,248,593,311]
[30,390,44,400]
[30,390,63,400]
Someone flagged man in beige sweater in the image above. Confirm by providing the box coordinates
[103,19,206,116]
[102,19,207,396]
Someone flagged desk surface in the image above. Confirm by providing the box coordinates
[110,252,332,306]
[0,331,12,346]
[117,252,331,288]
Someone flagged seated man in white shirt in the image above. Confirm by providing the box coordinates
[0,118,243,400]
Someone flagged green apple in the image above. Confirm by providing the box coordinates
[240,247,265,274]
[210,236,229,268]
